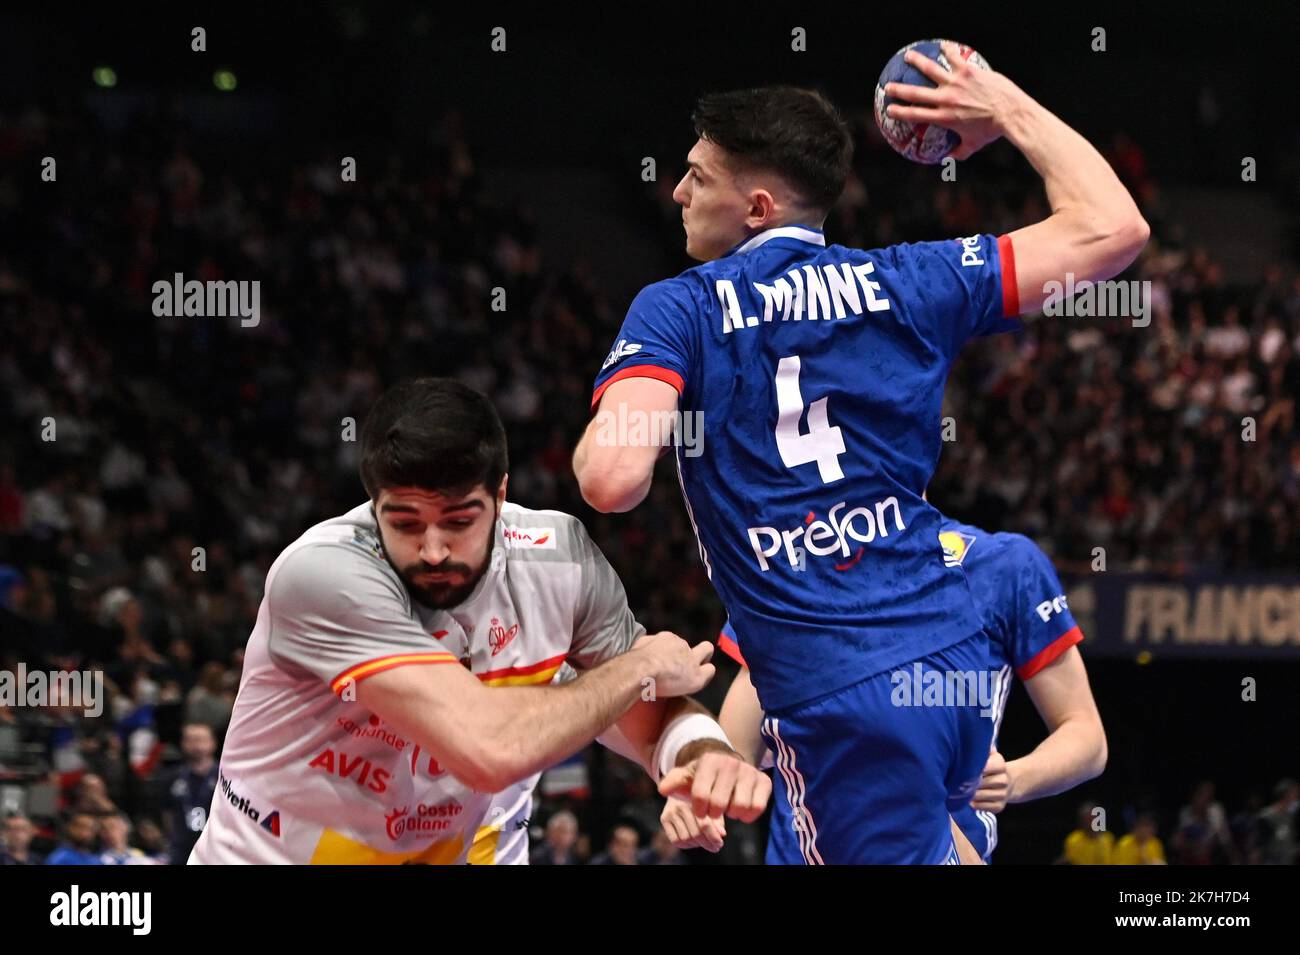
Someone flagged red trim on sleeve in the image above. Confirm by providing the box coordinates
[590,365,685,412]
[718,632,748,668]
[1016,625,1084,681]
[997,233,1019,318]
[330,652,460,695]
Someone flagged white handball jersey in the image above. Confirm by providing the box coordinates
[189,501,644,865]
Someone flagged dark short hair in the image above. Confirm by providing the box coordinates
[359,378,508,499]
[692,86,853,216]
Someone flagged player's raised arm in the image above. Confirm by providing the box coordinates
[886,40,1149,316]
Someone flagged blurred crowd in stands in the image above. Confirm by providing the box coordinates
[1059,779,1298,865]
[1,95,1296,863]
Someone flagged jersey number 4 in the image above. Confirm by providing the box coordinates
[774,355,846,483]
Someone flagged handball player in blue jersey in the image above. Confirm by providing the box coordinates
[573,43,1146,863]
[685,519,1107,863]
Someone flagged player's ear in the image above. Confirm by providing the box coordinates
[495,473,508,507]
[746,188,777,229]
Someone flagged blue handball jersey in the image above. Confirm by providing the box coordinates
[592,226,1022,712]
[720,519,1084,681]
[718,518,1086,859]
[938,520,1084,860]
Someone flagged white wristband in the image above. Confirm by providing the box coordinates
[652,712,734,781]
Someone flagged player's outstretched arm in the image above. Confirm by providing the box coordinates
[975,646,1106,809]
[573,377,679,513]
[657,668,771,852]
[356,631,714,793]
[886,40,1149,316]
[601,695,770,822]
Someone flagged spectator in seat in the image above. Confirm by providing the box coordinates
[1114,813,1167,864]
[589,824,640,866]
[1062,802,1115,865]
[184,662,233,735]
[1,813,44,865]
[134,818,170,864]
[1172,781,1233,864]
[530,810,581,865]
[44,813,104,865]
[69,773,116,816]
[638,828,686,865]
[1253,778,1298,865]
[99,812,146,864]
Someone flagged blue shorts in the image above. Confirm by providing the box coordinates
[761,633,993,865]
[952,804,997,862]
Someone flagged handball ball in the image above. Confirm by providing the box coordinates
[874,39,991,164]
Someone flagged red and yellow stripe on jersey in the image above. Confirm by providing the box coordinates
[329,651,460,696]
[476,652,567,687]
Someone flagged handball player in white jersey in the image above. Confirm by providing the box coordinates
[191,378,767,864]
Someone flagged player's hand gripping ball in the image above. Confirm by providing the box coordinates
[874,39,991,164]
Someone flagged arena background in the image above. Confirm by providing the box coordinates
[1,3,1298,867]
